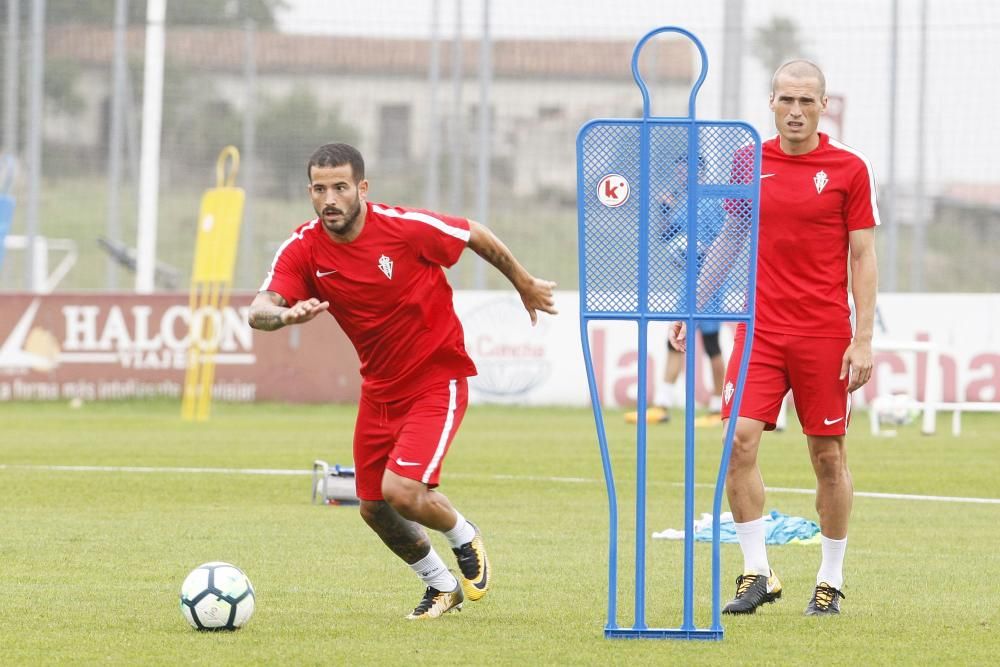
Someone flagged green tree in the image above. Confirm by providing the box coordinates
[164,97,244,178]
[44,59,85,114]
[256,89,360,198]
[752,16,805,79]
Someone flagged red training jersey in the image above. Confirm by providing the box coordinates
[259,201,478,401]
[743,133,880,337]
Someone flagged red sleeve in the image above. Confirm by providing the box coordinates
[845,160,880,231]
[398,207,471,268]
[728,144,756,185]
[723,144,757,218]
[259,230,311,307]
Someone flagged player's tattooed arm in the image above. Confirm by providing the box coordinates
[695,213,747,309]
[467,220,558,325]
[248,290,329,331]
[360,500,432,563]
[467,220,520,279]
[248,291,289,330]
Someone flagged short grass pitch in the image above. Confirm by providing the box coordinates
[1,400,997,665]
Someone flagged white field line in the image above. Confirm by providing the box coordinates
[0,464,308,476]
[1,464,998,505]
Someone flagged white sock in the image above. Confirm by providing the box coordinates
[653,384,675,409]
[443,511,476,548]
[409,550,459,591]
[734,517,770,576]
[816,534,847,590]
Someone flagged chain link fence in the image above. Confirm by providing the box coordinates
[0,0,996,293]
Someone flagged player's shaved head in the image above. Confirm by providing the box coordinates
[771,60,826,98]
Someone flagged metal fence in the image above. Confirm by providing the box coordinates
[1,0,997,294]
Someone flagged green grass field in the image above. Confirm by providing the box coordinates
[1,400,998,665]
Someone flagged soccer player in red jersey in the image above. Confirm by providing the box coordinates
[248,143,557,619]
[671,61,879,616]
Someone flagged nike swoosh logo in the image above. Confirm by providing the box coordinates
[395,458,421,467]
[823,417,844,425]
[315,269,338,278]
[760,173,776,179]
[473,557,489,590]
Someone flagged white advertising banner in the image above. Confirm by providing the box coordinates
[456,291,1000,408]
[868,293,1000,404]
[2,291,996,407]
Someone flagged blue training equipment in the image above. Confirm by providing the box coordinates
[576,27,762,640]
[0,155,16,272]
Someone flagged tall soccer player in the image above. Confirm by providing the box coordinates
[671,60,879,616]
[249,143,557,619]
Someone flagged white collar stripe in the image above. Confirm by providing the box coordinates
[372,204,471,242]
[828,138,882,226]
[259,218,320,292]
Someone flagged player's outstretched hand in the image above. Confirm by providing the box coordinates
[668,321,687,352]
[281,298,330,326]
[519,277,558,326]
[840,338,873,393]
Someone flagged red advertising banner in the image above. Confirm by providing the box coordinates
[0,292,361,403]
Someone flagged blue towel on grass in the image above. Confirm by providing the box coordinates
[652,510,819,545]
[696,510,819,544]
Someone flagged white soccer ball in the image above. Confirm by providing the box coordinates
[665,234,688,269]
[874,393,919,426]
[179,562,255,631]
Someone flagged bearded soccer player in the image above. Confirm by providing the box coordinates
[249,143,557,620]
[671,60,879,616]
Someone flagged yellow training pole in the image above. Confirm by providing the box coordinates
[181,146,245,421]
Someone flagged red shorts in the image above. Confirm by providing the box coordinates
[721,326,852,436]
[353,378,468,501]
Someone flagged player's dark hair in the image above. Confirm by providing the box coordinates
[307,143,365,183]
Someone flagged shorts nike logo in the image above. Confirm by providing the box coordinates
[823,417,844,425]
[315,269,338,278]
[761,173,776,179]
[395,458,421,467]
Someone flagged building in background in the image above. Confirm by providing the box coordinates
[45,25,693,202]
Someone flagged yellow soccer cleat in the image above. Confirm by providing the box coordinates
[804,582,845,616]
[624,406,671,424]
[722,570,783,615]
[405,584,464,620]
[452,523,491,601]
[694,413,723,428]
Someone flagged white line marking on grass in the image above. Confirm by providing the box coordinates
[2,465,998,505]
[668,481,999,505]
[761,484,1000,505]
[0,464,310,476]
[488,473,594,484]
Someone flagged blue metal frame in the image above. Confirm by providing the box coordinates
[0,155,17,272]
[576,27,762,640]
